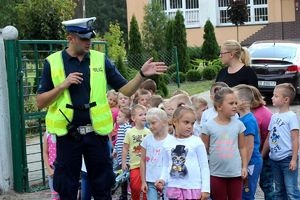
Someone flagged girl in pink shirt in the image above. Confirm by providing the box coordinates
[249,86,274,200]
[43,131,59,200]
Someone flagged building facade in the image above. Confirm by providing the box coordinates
[126,0,300,46]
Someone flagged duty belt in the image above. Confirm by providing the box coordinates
[77,124,94,135]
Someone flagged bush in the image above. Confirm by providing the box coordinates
[171,72,186,83]
[157,76,169,97]
[201,20,219,60]
[186,69,202,82]
[188,46,202,60]
[202,66,217,80]
[167,64,176,75]
[212,64,222,74]
[115,54,127,79]
[127,67,138,80]
[161,73,171,84]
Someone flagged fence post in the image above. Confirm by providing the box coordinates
[173,46,180,88]
[3,26,26,192]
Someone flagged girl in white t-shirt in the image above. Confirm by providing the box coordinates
[140,108,170,199]
[155,106,210,200]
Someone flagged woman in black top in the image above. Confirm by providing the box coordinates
[216,40,258,88]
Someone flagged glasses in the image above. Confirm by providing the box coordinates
[219,51,231,55]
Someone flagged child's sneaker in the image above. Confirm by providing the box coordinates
[127,184,131,195]
[51,191,60,200]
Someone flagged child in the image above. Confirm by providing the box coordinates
[155,106,210,200]
[140,108,171,199]
[122,104,151,200]
[136,89,152,108]
[262,83,300,199]
[110,93,131,146]
[249,85,274,200]
[169,93,192,108]
[113,107,132,200]
[118,92,131,108]
[191,94,208,136]
[149,94,163,108]
[234,85,263,200]
[107,89,119,123]
[140,79,157,95]
[43,131,59,200]
[201,87,248,200]
[200,82,229,129]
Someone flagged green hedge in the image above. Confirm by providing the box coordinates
[171,72,186,83]
[186,69,202,81]
[202,66,217,80]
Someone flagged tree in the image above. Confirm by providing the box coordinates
[142,0,168,97]
[201,19,219,61]
[104,22,126,62]
[142,0,167,52]
[86,0,128,45]
[165,19,175,52]
[14,0,75,40]
[227,0,248,41]
[0,0,22,28]
[173,10,189,73]
[128,15,143,68]
[115,54,127,79]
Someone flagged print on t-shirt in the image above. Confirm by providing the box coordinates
[170,145,188,178]
[132,134,144,156]
[270,126,281,153]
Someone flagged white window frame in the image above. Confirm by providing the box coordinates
[217,0,268,26]
[157,0,201,28]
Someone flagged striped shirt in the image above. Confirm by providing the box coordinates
[115,122,132,165]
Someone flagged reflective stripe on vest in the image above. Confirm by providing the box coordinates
[45,50,113,136]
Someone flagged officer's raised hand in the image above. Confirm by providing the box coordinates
[140,57,167,77]
[60,72,83,89]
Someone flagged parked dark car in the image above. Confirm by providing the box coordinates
[248,40,300,100]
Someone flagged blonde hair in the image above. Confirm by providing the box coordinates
[149,95,164,108]
[170,94,192,108]
[233,84,254,101]
[107,89,118,98]
[191,94,208,109]
[223,40,250,66]
[172,89,189,97]
[119,107,131,120]
[146,108,168,123]
[173,106,195,122]
[233,84,254,110]
[210,82,229,95]
[213,87,235,110]
[133,89,151,105]
[275,83,296,103]
[248,85,266,109]
[131,104,146,116]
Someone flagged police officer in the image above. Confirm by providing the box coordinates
[36,17,167,200]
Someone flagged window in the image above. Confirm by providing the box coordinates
[156,0,201,28]
[217,0,268,25]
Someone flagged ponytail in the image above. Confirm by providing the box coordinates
[241,47,250,66]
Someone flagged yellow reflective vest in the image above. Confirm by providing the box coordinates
[45,50,113,136]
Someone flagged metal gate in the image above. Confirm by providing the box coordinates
[5,39,179,193]
[4,40,107,192]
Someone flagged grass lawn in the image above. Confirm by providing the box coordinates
[167,80,213,97]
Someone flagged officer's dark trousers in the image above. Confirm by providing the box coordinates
[53,132,115,200]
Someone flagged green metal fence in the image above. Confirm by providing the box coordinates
[5,39,179,193]
[127,47,180,89]
[5,40,108,192]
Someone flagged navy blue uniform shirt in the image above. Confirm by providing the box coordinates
[37,49,128,126]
